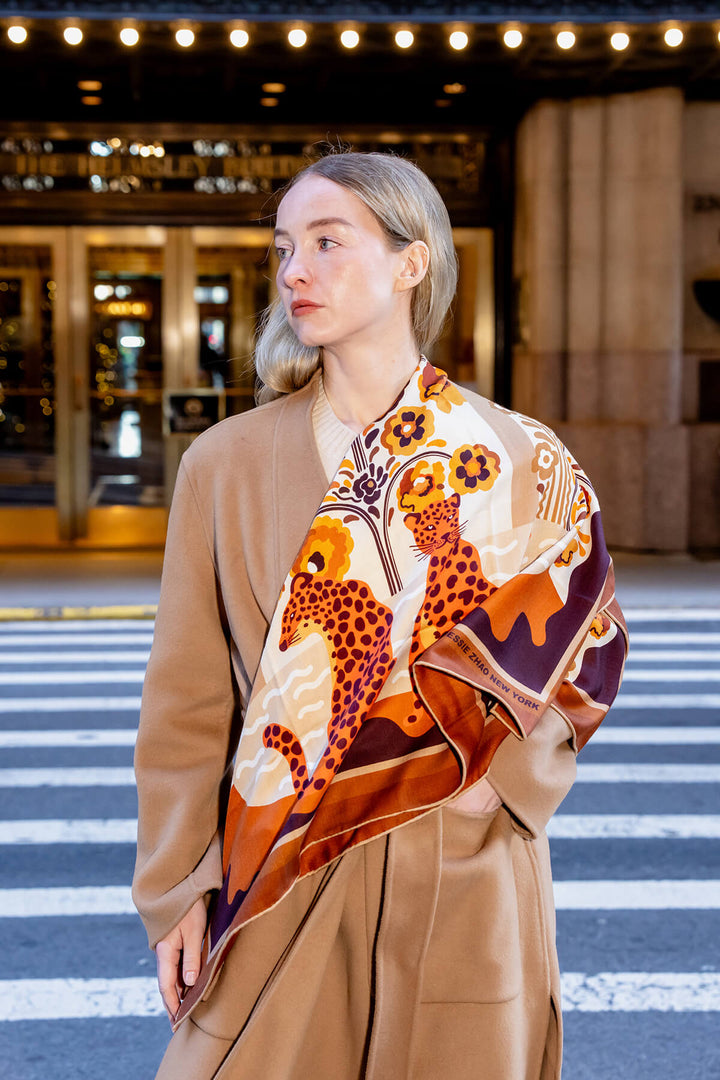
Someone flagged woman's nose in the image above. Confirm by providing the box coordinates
[280,252,311,288]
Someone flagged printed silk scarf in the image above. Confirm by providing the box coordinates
[176,359,628,1024]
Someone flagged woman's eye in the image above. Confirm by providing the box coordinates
[275,247,290,261]
[318,238,338,252]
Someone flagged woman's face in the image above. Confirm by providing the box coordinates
[274,174,413,354]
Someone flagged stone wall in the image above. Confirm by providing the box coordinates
[513,88,720,552]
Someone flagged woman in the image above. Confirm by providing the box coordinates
[133,151,628,1080]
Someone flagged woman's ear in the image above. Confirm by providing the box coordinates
[396,241,430,293]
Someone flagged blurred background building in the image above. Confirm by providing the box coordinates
[0,1,718,552]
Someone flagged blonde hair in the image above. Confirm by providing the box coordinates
[254,151,458,404]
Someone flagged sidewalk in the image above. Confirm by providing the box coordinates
[0,549,717,619]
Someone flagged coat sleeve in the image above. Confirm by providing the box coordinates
[132,459,241,949]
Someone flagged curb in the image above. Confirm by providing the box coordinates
[0,605,158,622]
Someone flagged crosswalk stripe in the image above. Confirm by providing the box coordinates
[0,620,154,632]
[4,814,720,845]
[554,880,720,909]
[0,972,717,1020]
[630,633,720,644]
[2,725,719,749]
[0,697,142,713]
[2,820,138,844]
[0,768,135,787]
[623,610,720,621]
[3,881,719,918]
[0,730,138,747]
[548,815,720,839]
[1,762,718,788]
[613,694,720,708]
[625,650,720,662]
[0,634,154,646]
[0,886,134,916]
[593,727,720,744]
[621,670,720,682]
[0,671,145,685]
[561,972,720,1012]
[577,764,720,782]
[0,651,150,665]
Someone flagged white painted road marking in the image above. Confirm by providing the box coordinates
[554,880,720,909]
[548,815,720,839]
[576,764,720,783]
[0,651,150,665]
[0,634,153,646]
[612,694,720,708]
[3,881,719,917]
[1,972,717,1020]
[0,885,135,916]
[0,671,145,685]
[0,620,154,632]
[593,727,720,744]
[2,819,137,844]
[621,670,720,682]
[625,650,720,662]
[5,814,720,845]
[0,697,142,713]
[0,767,135,787]
[623,610,720,621]
[0,730,138,747]
[561,972,720,1012]
[630,633,720,644]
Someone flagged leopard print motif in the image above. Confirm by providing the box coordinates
[404,492,495,663]
[263,571,394,795]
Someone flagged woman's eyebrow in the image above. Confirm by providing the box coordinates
[274,217,355,239]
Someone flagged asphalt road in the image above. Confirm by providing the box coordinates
[1,609,719,1079]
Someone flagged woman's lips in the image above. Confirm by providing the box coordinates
[291,301,321,316]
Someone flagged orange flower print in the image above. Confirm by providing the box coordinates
[449,444,501,495]
[418,368,464,414]
[380,407,435,457]
[292,516,353,579]
[531,437,560,482]
[397,459,446,511]
[589,613,611,639]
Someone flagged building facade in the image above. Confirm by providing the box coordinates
[0,2,718,550]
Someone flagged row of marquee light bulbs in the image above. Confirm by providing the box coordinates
[3,22,713,52]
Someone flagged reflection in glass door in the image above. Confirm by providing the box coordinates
[0,245,57,506]
[88,246,164,509]
[194,243,271,415]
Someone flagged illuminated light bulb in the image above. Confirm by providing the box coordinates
[175,28,195,47]
[449,31,469,51]
[664,27,683,47]
[120,28,139,47]
[503,29,523,49]
[288,28,307,48]
[395,29,414,49]
[556,30,576,50]
[261,97,279,107]
[341,29,360,49]
[610,31,630,51]
[64,26,83,46]
[262,82,286,93]
[230,29,249,48]
[7,26,27,44]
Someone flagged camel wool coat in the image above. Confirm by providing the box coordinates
[133,373,585,1080]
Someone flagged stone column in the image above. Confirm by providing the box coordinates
[514,87,689,551]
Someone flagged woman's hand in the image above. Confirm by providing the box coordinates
[449,777,502,814]
[155,896,208,1023]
